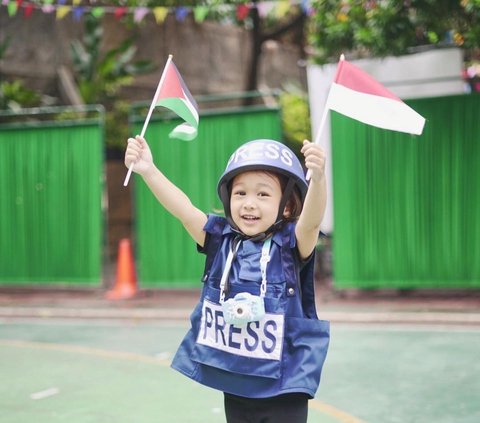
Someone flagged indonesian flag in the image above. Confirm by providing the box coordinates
[156,60,199,141]
[326,56,425,135]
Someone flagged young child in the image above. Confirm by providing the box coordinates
[125,136,330,423]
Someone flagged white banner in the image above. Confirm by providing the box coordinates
[196,300,284,361]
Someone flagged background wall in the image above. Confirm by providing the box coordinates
[0,10,307,101]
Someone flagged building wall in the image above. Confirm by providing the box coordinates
[0,10,306,101]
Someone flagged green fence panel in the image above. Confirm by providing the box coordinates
[132,107,282,287]
[331,93,480,289]
[0,108,104,285]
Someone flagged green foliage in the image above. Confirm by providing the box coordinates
[70,14,155,151]
[0,80,41,111]
[308,0,480,64]
[105,101,130,152]
[280,85,311,152]
[0,38,41,111]
[70,14,155,105]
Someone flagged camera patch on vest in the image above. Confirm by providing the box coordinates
[196,300,284,361]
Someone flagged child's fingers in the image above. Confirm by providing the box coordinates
[124,150,138,168]
[300,139,311,155]
[301,139,324,155]
[135,135,147,147]
[125,136,143,167]
[302,142,326,178]
[127,136,142,147]
[305,155,322,169]
[127,136,144,153]
[302,143,325,162]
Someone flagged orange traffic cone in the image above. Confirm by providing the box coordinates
[106,238,137,300]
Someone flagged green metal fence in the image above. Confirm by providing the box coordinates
[130,93,282,287]
[0,106,105,285]
[331,93,480,289]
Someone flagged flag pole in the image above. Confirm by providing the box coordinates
[306,54,344,181]
[306,98,330,181]
[123,54,174,187]
[312,99,330,146]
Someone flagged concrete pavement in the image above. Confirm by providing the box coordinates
[1,286,479,325]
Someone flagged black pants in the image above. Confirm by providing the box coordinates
[224,392,309,423]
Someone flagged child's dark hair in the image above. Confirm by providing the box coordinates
[277,173,303,221]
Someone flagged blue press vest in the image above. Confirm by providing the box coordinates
[171,215,330,399]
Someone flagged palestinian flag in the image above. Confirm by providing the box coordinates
[156,60,199,141]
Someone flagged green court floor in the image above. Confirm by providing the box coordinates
[1,319,479,423]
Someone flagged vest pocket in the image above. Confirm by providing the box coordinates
[191,298,284,379]
[282,317,330,391]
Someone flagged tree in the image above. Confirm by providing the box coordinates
[308,0,480,64]
[244,0,307,102]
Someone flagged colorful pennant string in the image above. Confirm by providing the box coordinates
[152,7,168,23]
[236,4,250,21]
[0,0,312,23]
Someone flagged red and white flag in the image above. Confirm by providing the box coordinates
[326,56,425,135]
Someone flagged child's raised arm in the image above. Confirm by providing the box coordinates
[295,140,327,260]
[125,135,208,247]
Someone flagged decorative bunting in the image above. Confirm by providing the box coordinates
[236,4,250,21]
[134,7,149,23]
[42,4,54,13]
[113,6,127,20]
[72,6,84,21]
[23,2,33,17]
[153,7,168,23]
[257,1,276,18]
[193,6,209,23]
[0,0,308,25]
[91,7,105,19]
[175,6,188,22]
[275,0,290,19]
[301,0,313,15]
[56,5,70,19]
[7,1,17,16]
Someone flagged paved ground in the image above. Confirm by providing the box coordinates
[1,286,480,423]
[1,285,480,325]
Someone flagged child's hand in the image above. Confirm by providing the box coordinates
[301,140,326,182]
[124,135,154,177]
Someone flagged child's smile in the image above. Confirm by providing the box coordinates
[230,171,283,237]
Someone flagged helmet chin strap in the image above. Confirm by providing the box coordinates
[228,179,296,243]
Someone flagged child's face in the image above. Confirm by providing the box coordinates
[230,171,283,237]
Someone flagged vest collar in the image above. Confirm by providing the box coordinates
[222,221,285,246]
